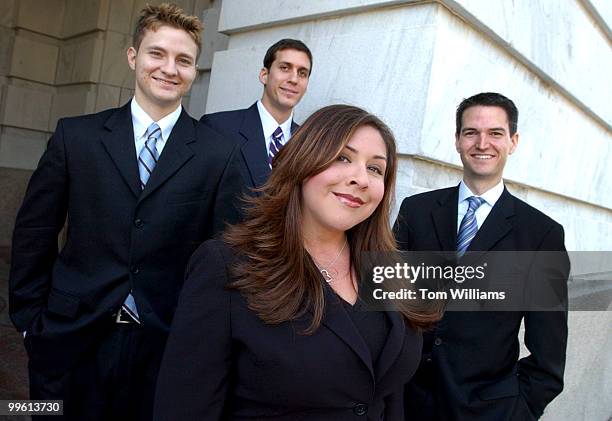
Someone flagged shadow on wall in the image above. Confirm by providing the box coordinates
[0,247,31,421]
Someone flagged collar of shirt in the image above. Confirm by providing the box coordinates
[456,179,504,233]
[131,98,182,157]
[256,100,293,153]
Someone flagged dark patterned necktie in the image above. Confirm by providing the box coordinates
[268,126,284,168]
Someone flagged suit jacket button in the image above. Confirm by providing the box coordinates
[134,218,144,228]
[130,266,140,275]
[434,337,443,346]
[353,403,368,416]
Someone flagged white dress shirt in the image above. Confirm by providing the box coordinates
[256,100,294,156]
[456,179,505,233]
[131,98,182,158]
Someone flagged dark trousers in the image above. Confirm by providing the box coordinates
[29,324,166,421]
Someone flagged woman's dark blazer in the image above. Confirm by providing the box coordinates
[154,239,422,420]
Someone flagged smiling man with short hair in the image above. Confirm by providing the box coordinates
[201,38,312,191]
[394,92,570,420]
[10,4,241,420]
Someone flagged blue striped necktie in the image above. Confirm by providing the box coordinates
[457,196,485,258]
[268,126,284,168]
[138,122,161,189]
[120,122,161,323]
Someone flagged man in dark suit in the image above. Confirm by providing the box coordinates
[394,92,570,420]
[200,38,312,191]
[9,4,241,420]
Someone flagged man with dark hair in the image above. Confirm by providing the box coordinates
[455,92,519,137]
[201,38,312,191]
[394,92,569,420]
[9,4,241,420]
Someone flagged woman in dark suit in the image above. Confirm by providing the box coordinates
[154,105,441,420]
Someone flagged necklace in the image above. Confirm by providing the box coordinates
[312,238,348,284]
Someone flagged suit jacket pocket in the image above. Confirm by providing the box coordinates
[46,288,80,319]
[478,373,519,400]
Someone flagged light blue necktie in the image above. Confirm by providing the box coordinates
[138,122,161,189]
[457,196,485,258]
[120,122,161,322]
[268,126,284,168]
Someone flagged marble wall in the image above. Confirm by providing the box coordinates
[204,0,612,252]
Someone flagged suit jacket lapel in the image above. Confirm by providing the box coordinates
[468,187,514,252]
[319,286,375,380]
[432,187,459,251]
[239,103,269,188]
[139,110,196,202]
[374,311,405,382]
[290,120,299,135]
[101,102,141,197]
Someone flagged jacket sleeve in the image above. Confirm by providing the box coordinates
[153,241,233,421]
[393,198,414,250]
[518,223,570,418]
[211,143,247,236]
[9,120,69,332]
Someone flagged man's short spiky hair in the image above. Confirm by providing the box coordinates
[133,3,203,55]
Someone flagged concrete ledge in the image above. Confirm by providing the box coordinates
[219,0,420,33]
[219,0,612,130]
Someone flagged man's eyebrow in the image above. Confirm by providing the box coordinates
[146,45,195,59]
[461,127,506,132]
[345,145,387,161]
[176,52,195,60]
[278,61,310,71]
[461,126,506,131]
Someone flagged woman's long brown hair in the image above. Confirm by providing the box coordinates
[224,105,441,332]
